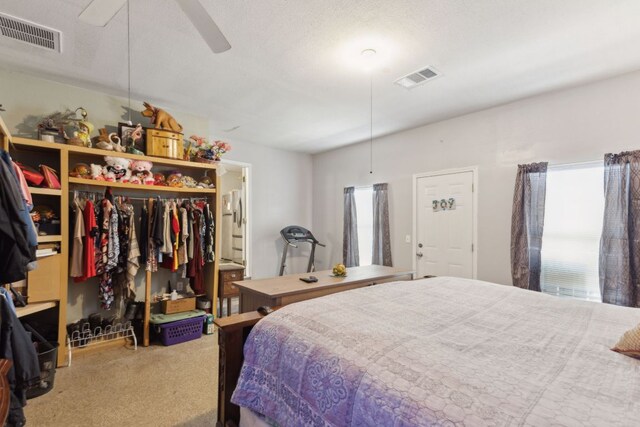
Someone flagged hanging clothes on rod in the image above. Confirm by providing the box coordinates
[70,187,215,311]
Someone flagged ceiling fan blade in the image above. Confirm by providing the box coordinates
[79,0,127,27]
[175,0,231,53]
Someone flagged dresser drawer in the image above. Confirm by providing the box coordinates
[221,269,243,282]
[223,282,239,297]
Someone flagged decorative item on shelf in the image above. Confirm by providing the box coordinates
[166,172,183,188]
[196,176,215,189]
[37,109,79,143]
[146,128,183,159]
[188,135,231,163]
[66,107,94,147]
[32,205,60,235]
[153,172,167,186]
[30,211,41,223]
[103,156,131,183]
[69,163,91,179]
[93,128,125,152]
[118,122,145,155]
[332,263,347,277]
[129,160,155,185]
[141,101,183,132]
[181,175,197,188]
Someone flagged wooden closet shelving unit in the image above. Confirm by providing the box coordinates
[1,116,222,366]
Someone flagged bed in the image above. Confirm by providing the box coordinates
[231,277,640,426]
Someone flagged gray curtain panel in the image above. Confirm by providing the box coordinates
[511,162,548,291]
[372,183,393,266]
[599,151,640,307]
[343,186,359,267]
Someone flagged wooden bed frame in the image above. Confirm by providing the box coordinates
[0,359,12,425]
[215,310,272,427]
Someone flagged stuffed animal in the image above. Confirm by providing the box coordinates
[197,176,215,188]
[91,164,106,181]
[166,172,183,188]
[153,172,166,186]
[129,160,154,185]
[181,175,197,188]
[69,163,91,179]
[103,156,131,183]
[141,102,183,132]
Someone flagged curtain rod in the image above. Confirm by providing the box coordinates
[548,159,602,169]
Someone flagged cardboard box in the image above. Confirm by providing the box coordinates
[162,296,196,314]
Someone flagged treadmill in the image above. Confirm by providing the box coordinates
[279,225,325,276]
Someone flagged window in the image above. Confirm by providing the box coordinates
[354,187,374,266]
[541,162,604,301]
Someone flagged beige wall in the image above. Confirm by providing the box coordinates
[221,134,314,279]
[311,70,640,285]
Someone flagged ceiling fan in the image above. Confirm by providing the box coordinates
[78,0,231,53]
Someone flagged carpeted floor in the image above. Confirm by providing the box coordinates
[24,333,218,427]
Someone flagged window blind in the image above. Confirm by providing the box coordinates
[541,163,603,302]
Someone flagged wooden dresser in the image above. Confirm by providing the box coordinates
[218,264,245,317]
[235,265,414,313]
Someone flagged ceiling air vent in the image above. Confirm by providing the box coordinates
[394,66,440,89]
[0,13,61,52]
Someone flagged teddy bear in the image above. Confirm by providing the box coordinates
[129,160,154,185]
[91,164,106,181]
[103,156,131,183]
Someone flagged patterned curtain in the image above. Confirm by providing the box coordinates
[599,151,640,307]
[511,162,548,291]
[343,187,359,267]
[372,183,393,266]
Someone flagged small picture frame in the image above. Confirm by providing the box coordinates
[118,122,146,153]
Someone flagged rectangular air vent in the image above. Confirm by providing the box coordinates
[0,13,61,52]
[394,66,440,89]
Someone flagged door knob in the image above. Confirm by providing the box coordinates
[416,252,423,258]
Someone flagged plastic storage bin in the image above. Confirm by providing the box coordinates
[158,315,205,346]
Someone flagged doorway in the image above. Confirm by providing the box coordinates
[413,167,478,279]
[218,161,251,277]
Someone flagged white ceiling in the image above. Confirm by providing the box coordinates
[1,0,640,153]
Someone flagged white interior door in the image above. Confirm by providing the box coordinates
[415,170,474,279]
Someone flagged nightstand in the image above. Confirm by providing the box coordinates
[218,264,245,317]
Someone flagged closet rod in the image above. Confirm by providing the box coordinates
[69,190,210,202]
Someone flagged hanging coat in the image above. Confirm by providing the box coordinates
[0,151,34,283]
[0,296,41,426]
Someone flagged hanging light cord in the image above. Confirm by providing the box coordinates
[127,0,132,124]
[369,74,373,174]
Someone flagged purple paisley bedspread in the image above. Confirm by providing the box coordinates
[231,277,640,426]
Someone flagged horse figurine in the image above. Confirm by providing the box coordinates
[141,102,183,133]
